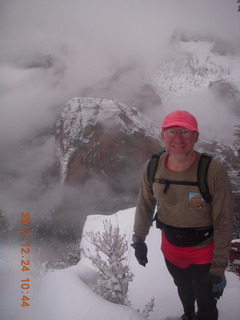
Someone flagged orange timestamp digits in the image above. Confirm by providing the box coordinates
[20,212,31,307]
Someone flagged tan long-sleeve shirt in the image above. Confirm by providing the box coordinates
[133,152,234,275]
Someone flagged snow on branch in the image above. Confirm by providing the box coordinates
[84,220,134,305]
[83,219,155,318]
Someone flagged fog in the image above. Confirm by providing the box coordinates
[0,0,240,267]
[1,0,239,141]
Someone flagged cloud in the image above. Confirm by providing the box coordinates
[1,0,238,140]
[160,88,240,144]
[0,0,239,230]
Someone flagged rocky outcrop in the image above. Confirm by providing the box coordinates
[197,139,240,195]
[56,97,162,190]
[150,33,240,104]
[209,80,239,101]
[197,139,239,171]
[197,139,240,238]
[229,240,240,277]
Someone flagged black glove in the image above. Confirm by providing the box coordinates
[207,273,227,299]
[131,241,148,267]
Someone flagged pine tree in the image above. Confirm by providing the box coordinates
[84,219,155,318]
[84,220,134,305]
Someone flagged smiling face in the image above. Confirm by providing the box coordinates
[161,126,199,160]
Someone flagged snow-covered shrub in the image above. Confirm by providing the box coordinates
[140,297,155,319]
[84,220,134,305]
[84,219,155,319]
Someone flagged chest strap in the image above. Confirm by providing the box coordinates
[153,178,198,194]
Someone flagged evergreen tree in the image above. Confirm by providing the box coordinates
[84,219,155,319]
[85,220,134,305]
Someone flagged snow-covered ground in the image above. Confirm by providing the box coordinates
[1,208,240,320]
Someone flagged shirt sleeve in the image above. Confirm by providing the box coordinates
[133,162,156,241]
[208,159,234,275]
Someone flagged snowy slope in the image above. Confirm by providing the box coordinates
[1,208,239,320]
[15,266,143,320]
[80,208,240,320]
[0,239,144,320]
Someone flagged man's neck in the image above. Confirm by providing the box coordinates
[167,151,197,172]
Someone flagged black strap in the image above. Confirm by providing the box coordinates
[153,178,198,194]
[197,153,212,203]
[147,150,165,186]
[147,151,212,203]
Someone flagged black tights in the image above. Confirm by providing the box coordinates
[165,259,218,320]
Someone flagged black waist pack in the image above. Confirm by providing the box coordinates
[157,218,213,247]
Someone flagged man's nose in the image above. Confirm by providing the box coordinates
[174,130,185,139]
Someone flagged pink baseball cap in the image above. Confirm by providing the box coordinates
[162,110,198,132]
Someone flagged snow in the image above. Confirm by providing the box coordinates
[232,239,240,244]
[148,38,240,104]
[232,259,240,266]
[56,97,160,183]
[1,208,240,320]
[16,267,143,320]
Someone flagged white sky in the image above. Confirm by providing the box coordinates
[0,0,240,144]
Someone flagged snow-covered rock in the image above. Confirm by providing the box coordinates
[56,97,162,185]
[229,239,240,277]
[148,33,240,104]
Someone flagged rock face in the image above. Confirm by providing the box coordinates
[197,139,240,238]
[196,139,240,196]
[229,240,240,277]
[197,140,239,172]
[56,97,162,190]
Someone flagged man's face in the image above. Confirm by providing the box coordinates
[161,127,199,160]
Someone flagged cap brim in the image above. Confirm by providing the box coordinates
[162,121,198,131]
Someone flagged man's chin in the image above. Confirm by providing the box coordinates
[170,154,187,160]
[168,149,195,160]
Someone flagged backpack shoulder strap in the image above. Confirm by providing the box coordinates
[147,150,165,224]
[147,150,213,203]
[197,153,212,203]
[147,150,165,186]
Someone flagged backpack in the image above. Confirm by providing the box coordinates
[147,150,213,203]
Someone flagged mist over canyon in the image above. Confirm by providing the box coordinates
[0,0,240,267]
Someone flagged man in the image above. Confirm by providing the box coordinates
[132,110,233,320]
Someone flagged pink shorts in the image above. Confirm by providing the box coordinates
[161,233,214,268]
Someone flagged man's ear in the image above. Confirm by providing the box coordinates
[161,131,164,139]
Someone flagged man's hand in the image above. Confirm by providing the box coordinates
[207,273,227,299]
[131,242,148,267]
